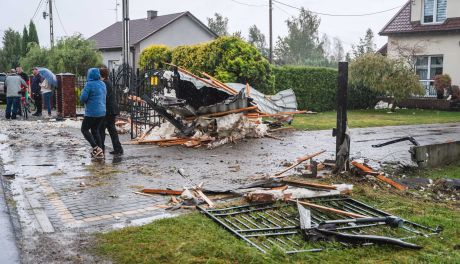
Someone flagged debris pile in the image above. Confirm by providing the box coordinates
[125,65,306,148]
[199,196,441,254]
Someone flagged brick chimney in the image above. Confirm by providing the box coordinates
[147,10,158,19]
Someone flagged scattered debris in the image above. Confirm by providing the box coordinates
[372,136,420,148]
[351,161,407,191]
[198,196,441,254]
[124,65,306,148]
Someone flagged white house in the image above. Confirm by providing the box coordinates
[379,0,460,96]
[88,10,217,71]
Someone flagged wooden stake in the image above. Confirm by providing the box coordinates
[195,190,215,208]
[351,161,407,191]
[142,189,183,195]
[281,179,337,190]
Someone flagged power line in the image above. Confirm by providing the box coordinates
[230,0,267,7]
[54,0,68,36]
[32,0,45,21]
[272,0,402,17]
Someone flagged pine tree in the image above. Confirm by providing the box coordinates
[28,20,39,45]
[22,26,29,56]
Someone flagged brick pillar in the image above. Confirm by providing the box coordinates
[56,74,76,117]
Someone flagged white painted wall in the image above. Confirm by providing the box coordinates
[387,33,460,85]
[101,50,122,70]
[135,15,215,68]
[411,0,460,22]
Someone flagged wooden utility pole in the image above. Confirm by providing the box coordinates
[48,0,54,47]
[334,62,349,171]
[269,0,273,63]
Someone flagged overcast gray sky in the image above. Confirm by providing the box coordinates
[0,0,405,52]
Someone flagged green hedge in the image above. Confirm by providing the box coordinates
[272,66,337,112]
[272,66,379,111]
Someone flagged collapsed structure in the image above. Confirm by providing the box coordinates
[127,66,302,148]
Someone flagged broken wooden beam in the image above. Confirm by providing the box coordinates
[142,189,183,195]
[281,179,337,190]
[351,161,407,191]
[195,189,215,208]
[289,199,367,218]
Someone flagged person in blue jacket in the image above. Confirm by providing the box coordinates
[80,68,107,159]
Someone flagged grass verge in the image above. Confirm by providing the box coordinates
[404,161,460,180]
[95,185,460,263]
[291,109,460,130]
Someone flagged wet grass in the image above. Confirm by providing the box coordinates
[292,109,460,130]
[95,184,460,264]
[405,161,460,180]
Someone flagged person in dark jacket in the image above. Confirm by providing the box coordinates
[80,68,107,159]
[99,68,123,155]
[31,67,43,116]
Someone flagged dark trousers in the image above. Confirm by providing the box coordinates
[81,116,105,148]
[5,97,20,119]
[100,115,123,153]
[33,93,42,114]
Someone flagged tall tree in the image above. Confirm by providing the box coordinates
[22,26,29,56]
[28,20,39,45]
[274,8,326,66]
[207,13,229,36]
[248,25,268,57]
[232,30,245,40]
[48,34,102,76]
[2,28,22,69]
[331,37,345,63]
[352,28,376,58]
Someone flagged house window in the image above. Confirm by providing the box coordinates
[415,55,443,96]
[108,60,120,71]
[423,0,447,23]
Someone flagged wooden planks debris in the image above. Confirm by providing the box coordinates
[290,199,367,218]
[142,189,183,195]
[351,161,407,191]
[272,150,326,178]
[282,179,337,190]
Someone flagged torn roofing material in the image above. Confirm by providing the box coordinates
[226,83,298,115]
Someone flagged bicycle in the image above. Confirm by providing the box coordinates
[21,90,36,119]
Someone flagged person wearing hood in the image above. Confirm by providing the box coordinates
[80,68,107,159]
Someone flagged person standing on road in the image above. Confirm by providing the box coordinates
[80,68,107,159]
[16,67,29,117]
[4,69,28,120]
[40,77,53,117]
[99,68,124,155]
[31,67,43,116]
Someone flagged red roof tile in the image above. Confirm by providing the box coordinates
[379,1,460,35]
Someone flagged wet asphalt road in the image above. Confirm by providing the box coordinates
[0,180,20,264]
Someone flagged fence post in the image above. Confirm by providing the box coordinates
[334,62,349,172]
[56,73,77,118]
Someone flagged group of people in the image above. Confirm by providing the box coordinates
[4,66,53,119]
[80,67,123,159]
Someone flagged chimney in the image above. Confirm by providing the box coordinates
[147,10,158,19]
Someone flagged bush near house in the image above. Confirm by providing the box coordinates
[139,45,172,70]
[140,36,272,92]
[349,53,424,111]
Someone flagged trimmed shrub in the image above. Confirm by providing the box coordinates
[141,36,272,91]
[139,45,172,70]
[272,66,337,112]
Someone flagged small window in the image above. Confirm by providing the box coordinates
[424,0,447,23]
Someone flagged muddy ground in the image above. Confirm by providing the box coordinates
[1,114,459,263]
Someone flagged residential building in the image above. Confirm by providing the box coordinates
[88,10,217,71]
[380,0,460,96]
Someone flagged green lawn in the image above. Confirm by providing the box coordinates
[405,161,460,180]
[95,185,460,263]
[291,109,460,130]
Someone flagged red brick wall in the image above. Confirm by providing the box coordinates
[56,74,76,117]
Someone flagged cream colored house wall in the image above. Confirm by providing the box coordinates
[411,0,460,21]
[387,33,460,85]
